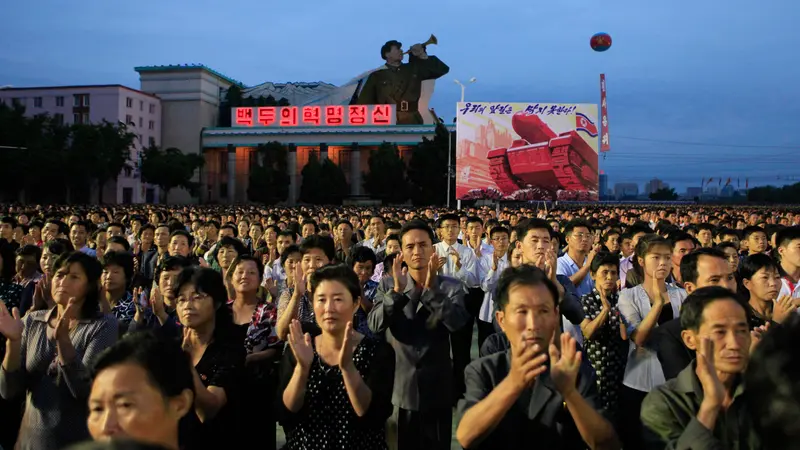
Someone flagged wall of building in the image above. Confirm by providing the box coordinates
[137,67,234,204]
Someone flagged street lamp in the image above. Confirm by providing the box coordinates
[453,77,477,103]
[448,77,476,209]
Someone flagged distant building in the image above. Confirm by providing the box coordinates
[686,187,703,198]
[0,84,161,203]
[705,186,719,197]
[721,185,735,197]
[599,174,608,200]
[614,182,639,200]
[644,178,666,195]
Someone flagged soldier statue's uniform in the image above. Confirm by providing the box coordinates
[357,40,449,125]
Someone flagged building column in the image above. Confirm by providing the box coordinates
[319,143,328,161]
[288,145,298,205]
[350,142,361,196]
[227,145,236,203]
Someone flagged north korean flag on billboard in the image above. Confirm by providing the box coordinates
[576,112,598,137]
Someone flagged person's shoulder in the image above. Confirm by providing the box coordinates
[468,350,511,379]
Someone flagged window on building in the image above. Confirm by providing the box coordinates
[73,113,81,124]
[126,97,133,108]
[11,98,21,106]
[149,103,155,114]
[140,100,144,111]
[54,113,64,125]
[33,97,42,108]
[139,134,143,144]
[82,113,90,123]
[56,96,64,107]
[73,95,81,107]
[148,120,154,130]
[138,117,143,127]
[124,167,133,177]
[125,114,133,126]
[148,136,155,147]
[83,94,90,106]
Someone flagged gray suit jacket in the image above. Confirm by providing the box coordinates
[368,273,469,411]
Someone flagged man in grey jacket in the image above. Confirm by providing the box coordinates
[369,220,469,450]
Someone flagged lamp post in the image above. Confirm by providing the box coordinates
[448,77,476,209]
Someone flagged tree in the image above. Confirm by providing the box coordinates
[318,159,349,205]
[407,124,453,205]
[247,141,290,204]
[363,142,408,203]
[299,151,323,204]
[748,182,800,203]
[140,146,205,203]
[93,120,136,203]
[649,187,679,201]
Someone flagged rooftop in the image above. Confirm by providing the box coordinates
[0,84,160,99]
[134,64,245,88]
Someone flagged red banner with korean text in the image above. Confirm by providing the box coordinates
[232,105,396,127]
[600,74,610,152]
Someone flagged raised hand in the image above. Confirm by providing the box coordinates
[392,252,408,293]
[544,249,558,281]
[288,319,314,371]
[750,322,770,355]
[696,337,725,408]
[338,321,359,370]
[507,331,548,392]
[294,263,307,296]
[549,332,583,396]
[772,295,795,324]
[0,302,23,341]
[425,253,444,289]
[133,287,145,323]
[449,248,461,270]
[56,297,79,339]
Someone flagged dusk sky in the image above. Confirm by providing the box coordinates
[2,0,798,192]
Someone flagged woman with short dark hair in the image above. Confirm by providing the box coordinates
[88,332,194,450]
[0,251,118,450]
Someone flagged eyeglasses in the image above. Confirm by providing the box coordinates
[176,292,210,304]
[491,237,509,243]
[571,233,592,240]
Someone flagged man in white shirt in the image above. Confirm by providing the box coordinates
[557,219,601,346]
[477,225,511,349]
[435,213,479,405]
[776,227,800,298]
[360,215,388,254]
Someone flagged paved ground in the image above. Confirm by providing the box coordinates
[276,324,481,450]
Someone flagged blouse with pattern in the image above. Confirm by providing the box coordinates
[278,286,315,326]
[227,298,282,354]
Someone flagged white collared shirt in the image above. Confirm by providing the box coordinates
[434,241,479,288]
[477,254,508,322]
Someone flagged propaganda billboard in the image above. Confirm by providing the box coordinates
[456,102,599,201]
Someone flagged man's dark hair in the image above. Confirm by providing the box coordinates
[277,229,296,241]
[626,223,653,237]
[301,219,319,234]
[697,223,716,233]
[743,225,766,241]
[334,219,353,230]
[669,231,695,248]
[399,219,435,244]
[385,233,401,247]
[515,218,553,242]
[299,234,335,262]
[380,40,402,60]
[490,226,510,239]
[718,228,741,241]
[746,314,800,449]
[138,223,156,239]
[220,223,238,237]
[680,247,727,285]
[102,251,135,285]
[348,246,377,269]
[562,219,593,237]
[205,220,221,230]
[107,222,125,232]
[680,286,746,332]
[16,244,42,261]
[590,252,620,274]
[435,214,459,229]
[155,256,194,286]
[108,235,131,251]
[776,226,800,249]
[1,216,17,229]
[465,216,483,227]
[169,229,194,249]
[496,265,559,311]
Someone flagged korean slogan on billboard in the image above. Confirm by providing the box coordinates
[456,102,599,201]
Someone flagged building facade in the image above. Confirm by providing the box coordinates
[0,85,161,203]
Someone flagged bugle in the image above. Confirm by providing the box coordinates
[404,34,438,54]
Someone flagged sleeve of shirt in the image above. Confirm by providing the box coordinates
[618,288,641,336]
[276,289,292,322]
[481,263,501,293]
[60,315,119,400]
[0,313,33,400]
[419,280,470,332]
[641,387,725,450]
[368,279,410,334]
[556,257,571,277]
[456,361,494,446]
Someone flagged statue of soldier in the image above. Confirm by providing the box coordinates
[357,39,449,125]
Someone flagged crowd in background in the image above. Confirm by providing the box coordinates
[0,203,798,450]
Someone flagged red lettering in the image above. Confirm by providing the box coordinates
[302,106,321,126]
[371,105,391,125]
[257,107,277,126]
[325,106,344,126]
[235,107,253,126]
[348,105,367,125]
[279,107,299,126]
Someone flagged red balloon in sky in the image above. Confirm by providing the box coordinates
[590,33,612,52]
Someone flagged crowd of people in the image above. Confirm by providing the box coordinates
[0,203,797,450]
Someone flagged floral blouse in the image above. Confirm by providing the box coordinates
[227,298,282,354]
[277,286,315,326]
